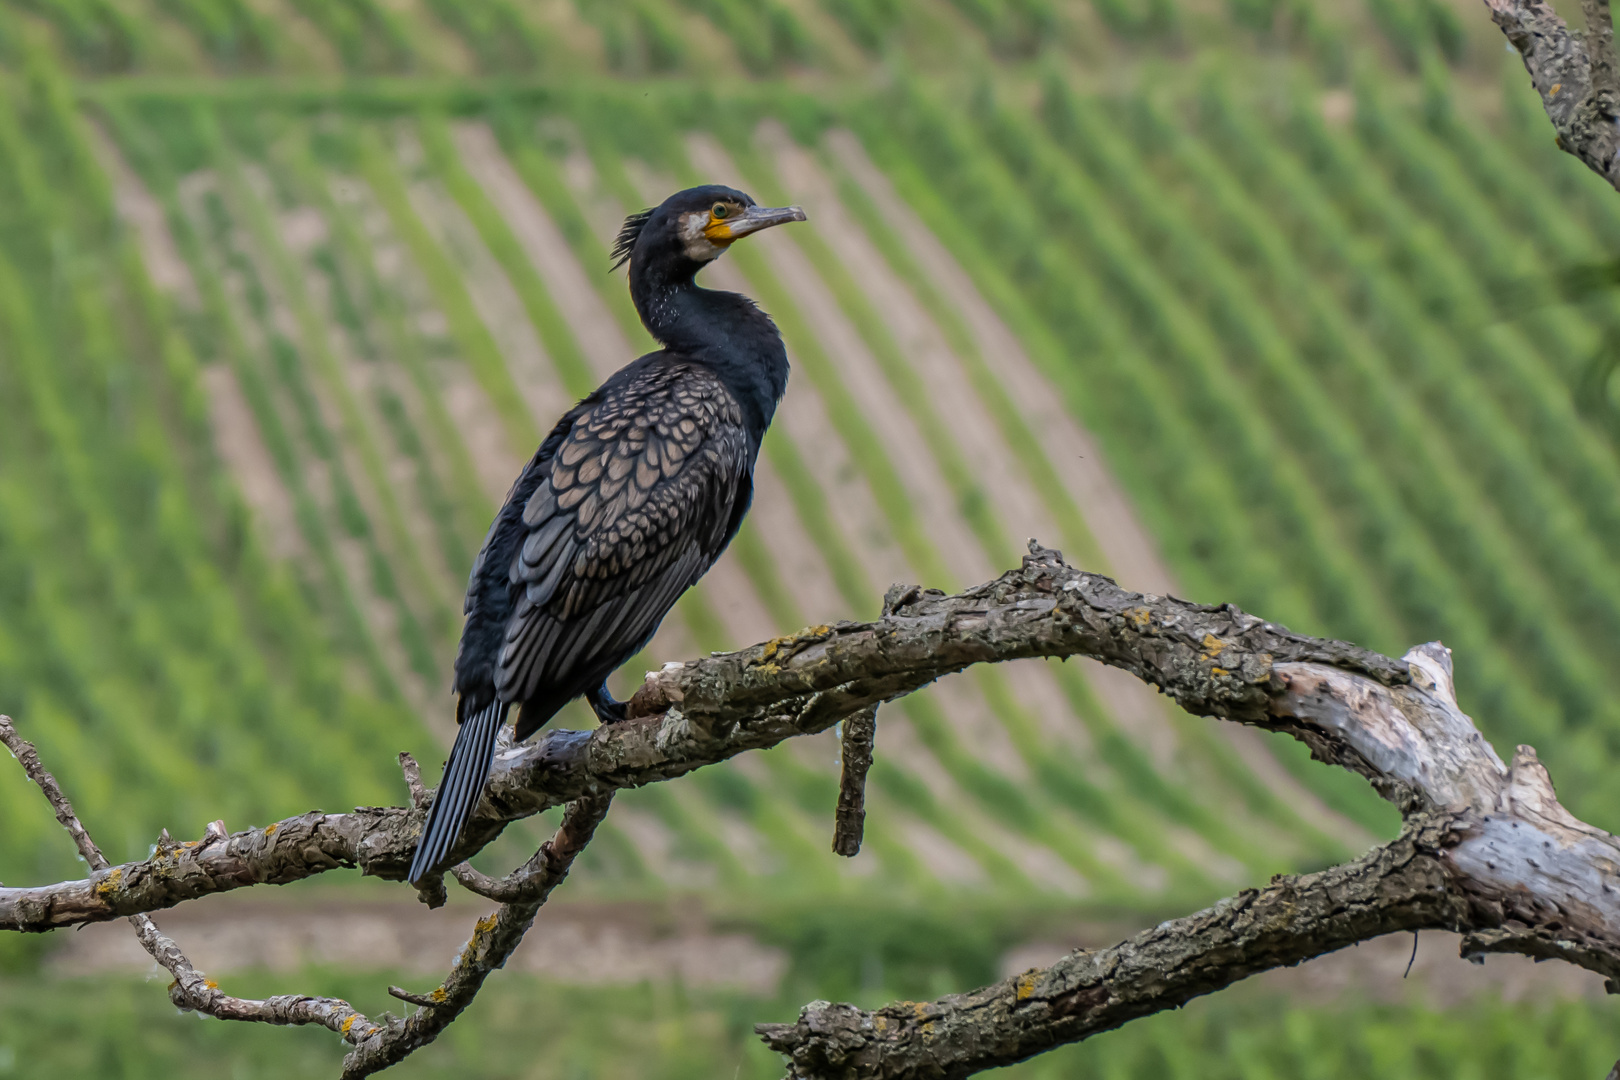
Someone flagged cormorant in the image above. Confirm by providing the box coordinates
[407,185,806,885]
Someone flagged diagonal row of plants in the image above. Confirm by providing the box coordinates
[123,93,1302,900]
[863,73,1620,829]
[0,71,429,885]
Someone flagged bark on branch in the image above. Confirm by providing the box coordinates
[0,544,1401,933]
[756,551,1620,1078]
[8,545,1620,1078]
[1485,0,1620,190]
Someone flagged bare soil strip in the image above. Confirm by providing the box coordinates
[757,129,1130,765]
[282,197,459,622]
[452,121,634,378]
[762,123,1067,567]
[199,366,306,561]
[330,173,522,505]
[95,137,303,565]
[239,165,440,717]
[746,458,847,624]
[824,129,1174,595]
[87,122,199,307]
[396,137,573,428]
[689,134,998,591]
[48,901,1598,1011]
[176,167,432,713]
[49,898,787,994]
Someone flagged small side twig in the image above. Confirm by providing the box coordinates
[399,751,428,809]
[0,715,107,867]
[0,715,381,1044]
[448,862,520,902]
[388,985,446,1008]
[832,705,878,857]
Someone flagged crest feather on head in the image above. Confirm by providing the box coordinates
[610,208,655,271]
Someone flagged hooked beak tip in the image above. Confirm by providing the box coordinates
[729,205,807,239]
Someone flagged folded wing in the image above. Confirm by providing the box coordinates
[496,362,750,733]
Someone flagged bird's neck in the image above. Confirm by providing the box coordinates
[632,273,789,442]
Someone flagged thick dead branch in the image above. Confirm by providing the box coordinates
[9,545,1620,1078]
[761,824,1462,1077]
[1485,0,1620,189]
[755,553,1620,1077]
[0,547,1401,933]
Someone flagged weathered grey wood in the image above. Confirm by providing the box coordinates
[1486,0,1620,191]
[756,601,1620,1078]
[8,544,1620,1078]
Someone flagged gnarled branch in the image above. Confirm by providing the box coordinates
[0,545,1398,934]
[756,559,1620,1077]
[8,545,1620,1078]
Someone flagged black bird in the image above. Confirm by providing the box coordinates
[407,185,806,885]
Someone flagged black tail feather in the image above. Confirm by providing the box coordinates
[407,699,506,885]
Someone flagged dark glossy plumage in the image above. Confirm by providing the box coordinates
[407,185,804,885]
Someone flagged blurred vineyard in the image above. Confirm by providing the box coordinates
[2,0,1620,1073]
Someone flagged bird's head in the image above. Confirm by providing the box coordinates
[611,185,807,276]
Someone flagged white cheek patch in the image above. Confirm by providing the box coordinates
[680,211,724,262]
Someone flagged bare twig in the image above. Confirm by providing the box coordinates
[0,715,381,1044]
[832,705,878,857]
[387,986,445,1008]
[0,715,108,869]
[341,790,613,1077]
[1,547,1403,933]
[398,752,428,810]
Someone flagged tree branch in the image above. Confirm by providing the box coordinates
[0,716,382,1046]
[755,558,1620,1077]
[0,545,1404,933]
[339,791,613,1078]
[832,704,878,857]
[10,545,1620,1078]
[1485,0,1620,189]
[761,824,1463,1077]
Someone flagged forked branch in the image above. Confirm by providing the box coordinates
[757,552,1620,1078]
[6,545,1620,1078]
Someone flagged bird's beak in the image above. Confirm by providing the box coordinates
[720,204,807,242]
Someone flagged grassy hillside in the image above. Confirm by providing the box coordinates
[2,0,1620,1014]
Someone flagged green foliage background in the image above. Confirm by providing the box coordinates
[1,0,1618,1074]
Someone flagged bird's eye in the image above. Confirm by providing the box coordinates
[712,204,729,219]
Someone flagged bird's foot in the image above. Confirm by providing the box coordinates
[587,683,630,725]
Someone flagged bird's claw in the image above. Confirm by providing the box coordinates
[587,683,630,725]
